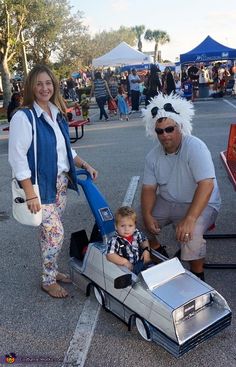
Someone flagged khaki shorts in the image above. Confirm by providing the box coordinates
[138,196,218,261]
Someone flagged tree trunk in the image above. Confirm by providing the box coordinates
[154,43,158,64]
[0,57,12,109]
[20,30,29,77]
[138,38,142,52]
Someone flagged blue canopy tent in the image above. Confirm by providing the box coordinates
[180,36,236,64]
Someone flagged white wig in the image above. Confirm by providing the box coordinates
[143,93,195,141]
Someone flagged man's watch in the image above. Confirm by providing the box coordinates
[142,247,150,253]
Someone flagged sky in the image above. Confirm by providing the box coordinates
[70,0,236,62]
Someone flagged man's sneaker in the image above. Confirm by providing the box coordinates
[154,245,169,258]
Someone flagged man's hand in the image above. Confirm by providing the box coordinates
[144,215,161,235]
[176,179,214,243]
[176,215,196,243]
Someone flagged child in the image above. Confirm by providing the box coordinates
[108,98,118,116]
[106,206,153,274]
[116,86,129,121]
[108,76,118,116]
[182,77,194,101]
[74,102,81,117]
[80,94,90,122]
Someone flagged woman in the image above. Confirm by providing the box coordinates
[144,64,162,106]
[163,67,176,95]
[8,65,98,299]
[89,71,113,121]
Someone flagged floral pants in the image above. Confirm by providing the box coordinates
[40,173,68,285]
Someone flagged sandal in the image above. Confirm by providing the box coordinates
[56,272,72,283]
[41,283,68,298]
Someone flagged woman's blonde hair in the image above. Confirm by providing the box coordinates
[23,64,67,115]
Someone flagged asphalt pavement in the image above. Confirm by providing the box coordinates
[0,98,236,367]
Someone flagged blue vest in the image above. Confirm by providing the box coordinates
[23,108,78,204]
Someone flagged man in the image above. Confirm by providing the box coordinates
[141,93,221,280]
[128,68,141,112]
[187,64,199,100]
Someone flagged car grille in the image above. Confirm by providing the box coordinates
[152,312,232,358]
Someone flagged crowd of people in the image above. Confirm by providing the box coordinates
[7,61,233,125]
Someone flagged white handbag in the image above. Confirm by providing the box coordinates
[12,110,42,226]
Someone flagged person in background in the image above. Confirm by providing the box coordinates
[182,77,194,101]
[80,93,90,122]
[108,75,119,100]
[197,65,209,97]
[141,93,221,281]
[128,68,141,112]
[7,92,22,122]
[174,73,182,95]
[162,67,176,95]
[187,64,199,99]
[89,71,113,121]
[66,77,77,101]
[106,206,152,275]
[144,64,162,106]
[8,64,98,298]
[116,86,129,121]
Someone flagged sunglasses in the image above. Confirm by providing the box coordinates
[151,103,179,118]
[155,125,177,135]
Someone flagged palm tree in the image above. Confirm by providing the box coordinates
[132,25,145,52]
[144,29,170,63]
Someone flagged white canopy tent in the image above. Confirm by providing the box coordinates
[92,41,152,67]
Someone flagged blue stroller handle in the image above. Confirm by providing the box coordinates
[76,170,115,240]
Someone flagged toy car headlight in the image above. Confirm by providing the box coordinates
[173,293,211,324]
[174,307,185,323]
[195,293,211,311]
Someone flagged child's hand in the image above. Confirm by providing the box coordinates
[123,259,133,271]
[141,249,151,264]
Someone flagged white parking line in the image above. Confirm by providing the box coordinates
[62,176,140,367]
[122,176,140,207]
[223,99,236,109]
[62,297,100,367]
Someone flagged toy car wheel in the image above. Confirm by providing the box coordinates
[135,317,151,341]
[93,285,105,306]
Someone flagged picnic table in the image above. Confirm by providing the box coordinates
[66,106,89,143]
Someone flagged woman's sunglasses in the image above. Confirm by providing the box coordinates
[151,103,179,118]
[155,125,177,135]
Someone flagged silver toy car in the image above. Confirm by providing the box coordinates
[69,171,232,358]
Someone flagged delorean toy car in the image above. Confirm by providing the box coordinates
[69,171,232,358]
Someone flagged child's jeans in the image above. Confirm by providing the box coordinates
[133,260,155,275]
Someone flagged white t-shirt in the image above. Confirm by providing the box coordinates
[143,135,221,211]
[198,69,209,84]
[128,74,140,91]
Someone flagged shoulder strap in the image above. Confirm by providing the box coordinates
[21,107,38,184]
[21,107,33,126]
